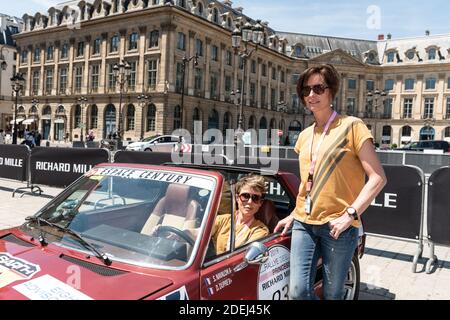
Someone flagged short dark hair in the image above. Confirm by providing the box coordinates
[297,64,340,105]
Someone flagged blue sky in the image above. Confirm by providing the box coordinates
[4,0,450,40]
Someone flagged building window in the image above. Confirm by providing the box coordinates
[210,73,218,100]
[425,78,436,90]
[348,79,357,90]
[74,105,82,128]
[45,69,53,95]
[61,43,69,59]
[262,64,267,77]
[366,80,374,91]
[250,83,256,105]
[129,33,139,51]
[147,59,157,90]
[21,50,28,64]
[177,32,186,51]
[281,71,285,83]
[211,45,218,61]
[347,97,355,115]
[403,98,413,119]
[127,61,137,91]
[175,62,183,93]
[91,65,100,92]
[213,8,219,23]
[446,98,450,119]
[59,68,67,94]
[173,105,181,130]
[126,105,135,131]
[261,85,267,107]
[402,126,412,138]
[294,46,302,57]
[32,71,40,95]
[271,88,276,107]
[405,78,415,90]
[110,36,119,53]
[428,48,436,60]
[74,66,83,93]
[46,46,54,61]
[194,68,203,93]
[238,56,244,70]
[90,105,98,129]
[387,52,395,63]
[272,67,277,80]
[406,50,415,60]
[77,42,85,57]
[33,47,40,63]
[225,75,232,100]
[196,39,203,57]
[149,30,159,48]
[424,98,434,118]
[384,79,394,91]
[226,50,232,66]
[383,98,393,118]
[108,64,117,91]
[147,104,156,132]
[197,2,203,15]
[93,38,101,55]
[445,127,450,138]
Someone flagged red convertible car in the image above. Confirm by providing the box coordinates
[0,163,364,300]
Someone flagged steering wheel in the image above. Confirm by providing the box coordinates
[155,226,195,247]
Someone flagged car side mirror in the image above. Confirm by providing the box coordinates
[244,242,269,265]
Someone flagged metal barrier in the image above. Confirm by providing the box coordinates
[0,144,29,182]
[30,147,110,188]
[425,167,450,273]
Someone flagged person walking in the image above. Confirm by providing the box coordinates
[35,131,42,147]
[274,64,387,300]
[0,129,5,144]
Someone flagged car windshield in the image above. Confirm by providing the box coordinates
[28,166,216,270]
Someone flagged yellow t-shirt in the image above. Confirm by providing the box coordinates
[211,214,269,255]
[293,115,373,228]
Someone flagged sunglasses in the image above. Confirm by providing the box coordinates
[301,84,329,97]
[239,193,264,203]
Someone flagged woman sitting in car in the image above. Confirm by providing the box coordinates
[211,174,269,255]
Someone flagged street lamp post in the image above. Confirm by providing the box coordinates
[30,98,39,132]
[77,96,88,142]
[137,93,150,141]
[367,89,388,145]
[231,20,264,143]
[10,73,25,145]
[113,60,131,149]
[180,53,199,130]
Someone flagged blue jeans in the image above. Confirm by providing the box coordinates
[289,219,358,300]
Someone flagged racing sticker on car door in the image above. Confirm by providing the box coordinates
[0,252,41,288]
[257,245,290,300]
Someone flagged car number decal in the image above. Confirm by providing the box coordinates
[257,245,290,300]
[0,252,41,288]
[13,274,93,300]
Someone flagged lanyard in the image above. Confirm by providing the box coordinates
[306,111,337,194]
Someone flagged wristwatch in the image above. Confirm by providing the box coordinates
[346,207,359,220]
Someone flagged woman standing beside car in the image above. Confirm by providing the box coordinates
[275,64,387,300]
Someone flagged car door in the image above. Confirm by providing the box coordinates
[199,176,293,300]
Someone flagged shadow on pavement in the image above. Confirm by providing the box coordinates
[360,283,396,300]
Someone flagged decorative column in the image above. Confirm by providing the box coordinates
[83,35,91,95]
[137,26,147,93]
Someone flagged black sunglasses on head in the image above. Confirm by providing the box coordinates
[301,84,329,97]
[238,193,264,203]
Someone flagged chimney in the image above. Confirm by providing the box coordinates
[425,30,430,36]
[378,34,385,41]
[387,33,392,40]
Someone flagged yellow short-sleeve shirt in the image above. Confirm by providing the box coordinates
[293,115,373,228]
[211,214,269,255]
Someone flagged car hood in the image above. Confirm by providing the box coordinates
[0,236,173,300]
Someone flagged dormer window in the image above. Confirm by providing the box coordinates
[387,51,395,63]
[294,46,302,57]
[213,8,219,24]
[198,2,203,15]
[428,48,436,60]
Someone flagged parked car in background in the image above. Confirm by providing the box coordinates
[126,135,189,152]
[397,140,450,153]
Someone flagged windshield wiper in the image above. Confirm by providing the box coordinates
[26,216,112,266]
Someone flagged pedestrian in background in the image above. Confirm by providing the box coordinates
[0,129,5,144]
[275,64,387,300]
[35,131,42,147]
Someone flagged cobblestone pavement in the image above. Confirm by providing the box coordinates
[0,178,449,300]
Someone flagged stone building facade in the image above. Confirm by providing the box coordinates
[13,0,450,146]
